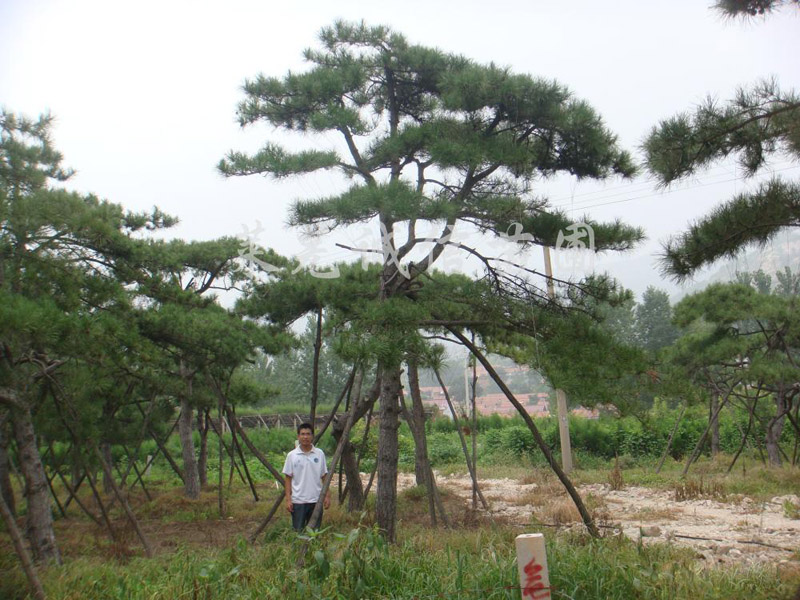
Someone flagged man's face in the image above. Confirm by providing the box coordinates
[297,428,313,449]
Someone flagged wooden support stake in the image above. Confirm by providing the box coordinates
[0,492,46,600]
[121,445,152,501]
[205,409,247,485]
[94,446,153,558]
[227,407,258,501]
[434,367,489,510]
[84,468,118,542]
[448,328,599,537]
[56,472,101,526]
[135,405,184,483]
[249,493,283,543]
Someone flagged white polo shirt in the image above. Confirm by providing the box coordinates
[282,445,328,504]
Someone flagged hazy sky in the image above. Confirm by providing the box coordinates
[2,0,799,299]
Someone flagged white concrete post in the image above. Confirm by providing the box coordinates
[515,533,551,599]
[542,245,573,473]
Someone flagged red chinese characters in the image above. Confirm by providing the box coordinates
[522,556,550,599]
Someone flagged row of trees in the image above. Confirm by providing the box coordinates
[0,111,294,571]
[639,0,800,470]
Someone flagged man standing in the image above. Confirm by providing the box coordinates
[282,422,330,532]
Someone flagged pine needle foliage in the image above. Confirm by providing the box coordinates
[644,70,800,278]
[220,20,643,251]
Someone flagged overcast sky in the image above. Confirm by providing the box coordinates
[2,0,799,299]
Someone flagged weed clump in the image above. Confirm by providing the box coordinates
[608,457,625,491]
[673,477,726,502]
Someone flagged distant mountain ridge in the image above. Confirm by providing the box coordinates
[675,229,800,300]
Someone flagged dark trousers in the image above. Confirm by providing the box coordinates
[291,502,322,532]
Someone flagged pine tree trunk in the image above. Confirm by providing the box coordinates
[0,419,16,517]
[765,392,788,467]
[11,406,61,565]
[70,446,81,489]
[331,375,364,511]
[376,365,401,542]
[178,395,200,499]
[337,370,376,513]
[407,361,429,487]
[101,442,113,494]
[197,410,208,487]
[400,382,437,527]
[336,424,364,512]
[710,392,720,456]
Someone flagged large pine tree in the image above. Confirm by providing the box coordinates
[220,21,643,540]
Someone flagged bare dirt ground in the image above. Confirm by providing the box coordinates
[400,473,800,570]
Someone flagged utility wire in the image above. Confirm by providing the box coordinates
[560,164,800,213]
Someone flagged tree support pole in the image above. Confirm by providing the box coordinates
[105,444,153,511]
[429,467,450,528]
[50,399,115,540]
[399,390,437,527]
[310,305,323,425]
[363,461,378,502]
[123,448,161,502]
[469,342,478,509]
[355,403,374,473]
[314,365,357,442]
[223,408,284,482]
[249,493,284,543]
[0,492,46,600]
[60,471,85,511]
[218,392,225,518]
[94,446,153,558]
[656,402,686,474]
[205,408,247,486]
[332,371,378,512]
[728,400,757,474]
[340,402,375,506]
[44,469,66,519]
[84,467,118,543]
[43,443,66,519]
[434,367,489,510]
[55,471,101,527]
[683,391,732,476]
[43,442,71,490]
[338,377,352,504]
[135,405,184,483]
[232,425,259,501]
[228,406,259,501]
[121,445,152,501]
[448,328,598,537]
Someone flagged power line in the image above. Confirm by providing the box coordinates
[560,164,800,213]
[547,161,797,211]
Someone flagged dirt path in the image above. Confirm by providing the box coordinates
[412,473,800,567]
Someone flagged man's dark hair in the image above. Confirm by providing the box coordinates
[297,422,314,434]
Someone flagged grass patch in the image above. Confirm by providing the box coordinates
[2,525,794,600]
[627,506,683,522]
[784,499,800,520]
